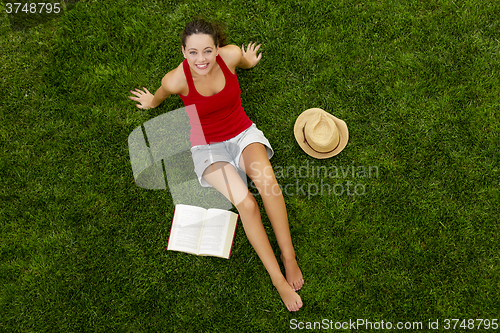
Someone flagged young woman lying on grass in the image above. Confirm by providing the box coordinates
[129,18,304,312]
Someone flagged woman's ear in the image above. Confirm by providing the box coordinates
[182,46,186,58]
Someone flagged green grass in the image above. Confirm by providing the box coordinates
[1,0,499,332]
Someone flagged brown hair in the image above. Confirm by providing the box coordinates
[181,18,227,48]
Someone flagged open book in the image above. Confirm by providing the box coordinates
[167,204,239,259]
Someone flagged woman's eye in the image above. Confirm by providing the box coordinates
[190,52,196,55]
[205,50,212,53]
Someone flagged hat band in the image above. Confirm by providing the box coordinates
[303,126,340,154]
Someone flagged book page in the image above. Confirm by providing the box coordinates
[198,209,231,256]
[167,204,206,254]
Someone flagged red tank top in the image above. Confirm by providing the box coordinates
[179,55,253,146]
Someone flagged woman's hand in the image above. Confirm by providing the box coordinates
[128,87,154,109]
[241,42,262,68]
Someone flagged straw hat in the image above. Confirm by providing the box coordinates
[294,108,349,159]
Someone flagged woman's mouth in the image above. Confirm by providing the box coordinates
[195,63,209,70]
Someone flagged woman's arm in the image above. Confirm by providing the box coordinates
[219,43,263,71]
[128,67,182,109]
[128,85,170,109]
[129,85,168,109]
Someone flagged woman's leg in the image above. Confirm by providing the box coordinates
[202,161,302,311]
[238,143,304,291]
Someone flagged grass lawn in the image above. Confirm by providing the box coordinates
[1,0,499,331]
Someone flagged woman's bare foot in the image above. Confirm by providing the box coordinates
[281,254,304,291]
[273,278,303,312]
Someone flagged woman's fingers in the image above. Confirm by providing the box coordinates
[129,90,141,98]
[129,88,146,104]
[128,87,153,109]
[129,87,151,99]
[242,42,261,55]
[247,41,261,49]
[131,87,148,94]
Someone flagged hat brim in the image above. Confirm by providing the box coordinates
[294,108,349,159]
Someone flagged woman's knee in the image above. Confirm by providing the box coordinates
[235,192,259,215]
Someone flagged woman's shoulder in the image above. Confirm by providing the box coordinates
[218,44,242,70]
[161,62,188,95]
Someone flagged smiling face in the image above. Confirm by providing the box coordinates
[182,34,219,76]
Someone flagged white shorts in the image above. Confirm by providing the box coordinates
[190,123,274,187]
